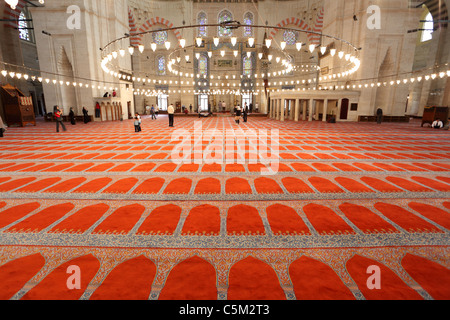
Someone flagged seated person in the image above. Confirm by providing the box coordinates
[432,119,444,129]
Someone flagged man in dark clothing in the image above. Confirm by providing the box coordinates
[376,108,383,124]
[243,103,248,123]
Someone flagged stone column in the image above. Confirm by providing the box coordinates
[302,100,307,121]
[276,99,280,120]
[280,99,285,121]
[336,99,342,121]
[322,99,328,122]
[294,99,299,122]
[308,99,314,121]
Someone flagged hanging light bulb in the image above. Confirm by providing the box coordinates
[185,55,190,62]
[196,37,203,47]
[5,0,19,10]
[296,42,302,51]
[1,70,7,77]
[138,45,144,53]
[258,52,263,59]
[265,38,272,48]
[208,51,212,58]
[248,37,255,47]
[213,37,220,47]
[276,57,281,63]
[280,41,286,50]
[220,50,225,57]
[233,50,238,57]
[151,43,157,52]
[112,51,118,59]
[9,72,15,78]
[119,49,125,57]
[309,44,315,53]
[179,38,186,48]
[176,56,181,63]
[330,49,336,57]
[320,47,326,55]
[23,74,29,80]
[195,53,200,59]
[268,55,273,61]
[231,37,237,46]
[165,41,171,50]
[247,52,251,58]
[338,51,344,59]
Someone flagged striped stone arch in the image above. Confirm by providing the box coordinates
[128,8,140,47]
[270,7,325,46]
[134,17,181,46]
[3,0,27,29]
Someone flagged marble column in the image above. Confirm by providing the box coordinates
[322,99,328,122]
[294,99,299,122]
[280,99,285,121]
[308,99,314,121]
[336,99,342,121]
[302,100,307,121]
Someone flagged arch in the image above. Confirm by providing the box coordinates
[227,256,286,300]
[243,11,254,37]
[197,11,208,37]
[156,55,166,76]
[135,17,181,46]
[270,17,314,44]
[218,9,234,37]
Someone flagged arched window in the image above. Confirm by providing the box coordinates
[243,55,253,76]
[283,30,298,45]
[243,12,253,37]
[19,11,33,42]
[421,12,434,42]
[218,10,233,37]
[198,12,207,37]
[198,54,208,76]
[157,56,166,75]
[152,29,168,45]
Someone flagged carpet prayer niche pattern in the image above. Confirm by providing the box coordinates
[0,116,449,300]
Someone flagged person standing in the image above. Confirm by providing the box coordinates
[243,103,248,123]
[54,106,66,133]
[0,114,6,138]
[69,107,76,125]
[376,108,383,124]
[95,102,101,118]
[135,113,142,131]
[155,105,159,118]
[168,104,175,127]
[134,116,140,132]
[82,107,90,124]
[235,104,242,125]
[151,105,156,120]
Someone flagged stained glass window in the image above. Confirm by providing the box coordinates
[198,54,208,76]
[218,10,233,37]
[283,30,298,45]
[19,12,31,41]
[243,55,253,76]
[198,12,207,37]
[157,56,166,75]
[152,29,168,45]
[243,12,253,37]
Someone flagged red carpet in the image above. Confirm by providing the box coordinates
[0,117,449,300]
